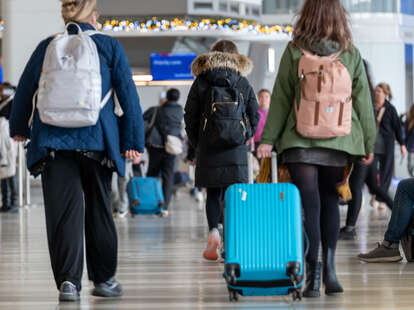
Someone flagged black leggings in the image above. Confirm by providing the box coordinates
[206,187,226,231]
[287,164,345,264]
[346,160,393,227]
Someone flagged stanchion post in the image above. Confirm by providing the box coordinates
[17,143,24,208]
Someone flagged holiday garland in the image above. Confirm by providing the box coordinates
[98,17,292,37]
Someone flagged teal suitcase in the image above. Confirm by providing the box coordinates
[223,153,304,301]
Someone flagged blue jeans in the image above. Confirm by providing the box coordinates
[384,178,414,243]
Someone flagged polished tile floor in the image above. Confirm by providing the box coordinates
[0,185,413,310]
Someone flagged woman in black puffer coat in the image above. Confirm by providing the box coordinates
[185,40,259,261]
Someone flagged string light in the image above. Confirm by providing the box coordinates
[97,18,293,37]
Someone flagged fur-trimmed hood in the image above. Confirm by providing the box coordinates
[191,52,253,77]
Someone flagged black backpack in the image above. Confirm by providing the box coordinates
[202,79,249,149]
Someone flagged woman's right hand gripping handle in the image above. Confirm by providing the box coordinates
[257,144,273,159]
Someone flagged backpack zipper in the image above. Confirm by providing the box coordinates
[240,120,246,137]
[318,65,324,93]
[203,117,208,131]
[212,102,238,112]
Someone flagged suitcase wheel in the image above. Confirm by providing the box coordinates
[228,289,239,302]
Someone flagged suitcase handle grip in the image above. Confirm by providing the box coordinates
[248,151,278,184]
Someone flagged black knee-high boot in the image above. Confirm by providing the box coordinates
[303,262,321,298]
[323,248,344,295]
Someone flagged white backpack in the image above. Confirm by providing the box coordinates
[30,23,113,128]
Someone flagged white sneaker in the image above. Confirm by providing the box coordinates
[195,192,204,203]
[203,228,221,261]
[118,210,129,218]
[159,210,169,218]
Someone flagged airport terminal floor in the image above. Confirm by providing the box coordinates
[0,185,413,310]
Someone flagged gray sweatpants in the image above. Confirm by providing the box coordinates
[111,161,133,213]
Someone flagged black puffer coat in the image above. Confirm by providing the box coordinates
[185,52,259,188]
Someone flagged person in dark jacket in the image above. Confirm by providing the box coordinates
[340,61,395,240]
[144,88,184,217]
[370,83,407,208]
[185,40,259,261]
[404,105,414,176]
[9,0,144,302]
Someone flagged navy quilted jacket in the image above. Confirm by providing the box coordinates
[9,23,145,176]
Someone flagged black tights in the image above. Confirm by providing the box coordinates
[206,188,226,231]
[287,164,345,264]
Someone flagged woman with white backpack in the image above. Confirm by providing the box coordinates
[9,0,144,302]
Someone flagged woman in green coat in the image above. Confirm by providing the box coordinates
[257,0,376,299]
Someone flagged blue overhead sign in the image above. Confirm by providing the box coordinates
[402,0,414,15]
[150,53,196,81]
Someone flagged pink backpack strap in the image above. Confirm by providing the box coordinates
[298,47,314,57]
[328,50,343,60]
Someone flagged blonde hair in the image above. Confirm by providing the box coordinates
[60,0,97,24]
[377,83,393,101]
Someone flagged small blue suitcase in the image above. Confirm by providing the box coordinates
[127,177,164,215]
[223,153,304,301]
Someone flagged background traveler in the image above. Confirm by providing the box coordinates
[369,83,406,209]
[404,105,414,177]
[111,160,134,218]
[253,89,271,154]
[257,0,376,298]
[144,88,184,217]
[358,178,414,263]
[340,61,395,240]
[9,0,144,302]
[0,82,18,213]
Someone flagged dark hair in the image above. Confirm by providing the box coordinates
[293,0,353,51]
[167,88,180,101]
[211,40,239,54]
[258,89,271,96]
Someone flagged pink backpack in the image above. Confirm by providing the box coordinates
[295,48,353,139]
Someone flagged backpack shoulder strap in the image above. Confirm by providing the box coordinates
[149,107,159,129]
[84,30,109,37]
[298,48,314,57]
[0,95,14,113]
[65,22,82,35]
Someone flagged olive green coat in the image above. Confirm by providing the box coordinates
[260,43,376,158]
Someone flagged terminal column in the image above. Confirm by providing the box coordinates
[2,0,62,207]
[2,0,63,84]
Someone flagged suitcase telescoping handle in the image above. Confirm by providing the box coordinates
[248,152,278,184]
